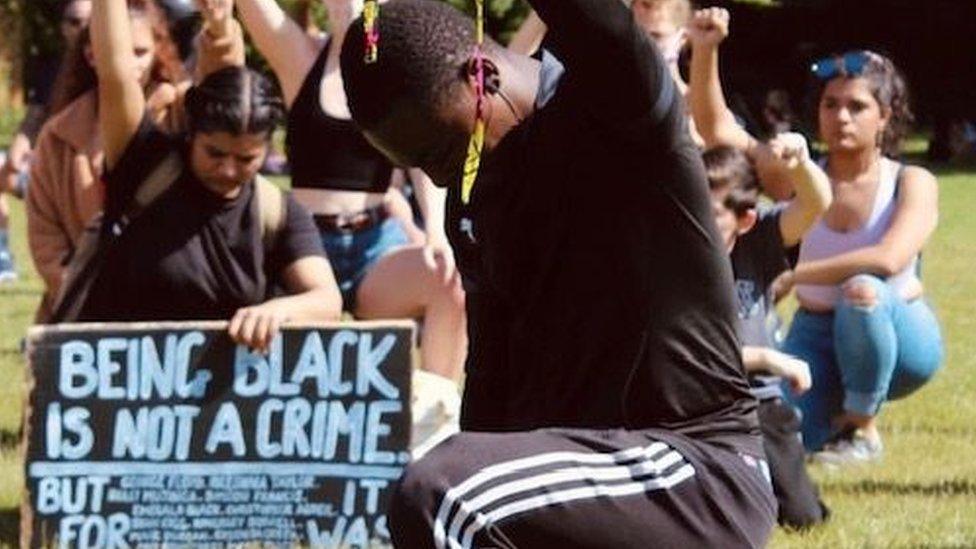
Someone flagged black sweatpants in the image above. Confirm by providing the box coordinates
[758,398,830,529]
[390,428,777,549]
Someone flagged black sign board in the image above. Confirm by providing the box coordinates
[22,321,414,549]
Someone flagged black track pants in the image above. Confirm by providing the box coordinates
[389,428,777,549]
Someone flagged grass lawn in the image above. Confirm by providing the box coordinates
[1,158,975,547]
[778,165,976,548]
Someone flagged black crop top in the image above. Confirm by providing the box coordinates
[286,39,394,193]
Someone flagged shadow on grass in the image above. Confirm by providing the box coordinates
[0,507,18,547]
[912,545,976,549]
[881,423,976,438]
[0,428,18,452]
[0,287,42,298]
[0,348,23,358]
[822,478,976,497]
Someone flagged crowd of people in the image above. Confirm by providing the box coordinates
[1,0,945,546]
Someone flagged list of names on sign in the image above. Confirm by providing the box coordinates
[22,321,414,549]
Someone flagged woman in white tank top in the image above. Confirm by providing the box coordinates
[783,51,943,465]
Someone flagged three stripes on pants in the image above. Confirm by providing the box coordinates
[431,440,696,549]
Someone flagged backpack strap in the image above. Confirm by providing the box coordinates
[51,150,183,323]
[255,175,287,251]
[111,151,184,235]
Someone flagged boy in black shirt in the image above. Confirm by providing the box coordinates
[341,0,776,546]
[704,143,831,529]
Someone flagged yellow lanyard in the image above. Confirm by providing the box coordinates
[363,0,380,63]
[461,0,486,205]
[363,0,485,203]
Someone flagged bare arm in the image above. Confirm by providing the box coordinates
[228,256,343,352]
[686,9,796,200]
[769,133,832,247]
[410,168,448,245]
[508,10,547,55]
[742,346,811,395]
[385,173,426,244]
[197,0,236,41]
[194,0,247,80]
[91,0,146,168]
[794,166,938,285]
[3,104,47,181]
[234,0,323,107]
[0,131,31,193]
[276,256,344,321]
[687,8,755,152]
[410,167,457,278]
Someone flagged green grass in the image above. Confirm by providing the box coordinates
[770,166,976,548]
[0,106,22,150]
[0,189,40,545]
[2,165,976,547]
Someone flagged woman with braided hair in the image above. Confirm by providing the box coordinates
[76,0,341,351]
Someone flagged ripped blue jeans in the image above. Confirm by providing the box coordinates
[783,275,944,451]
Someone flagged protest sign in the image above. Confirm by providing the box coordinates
[22,321,414,549]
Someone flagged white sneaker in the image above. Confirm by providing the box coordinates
[813,428,883,467]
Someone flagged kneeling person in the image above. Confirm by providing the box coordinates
[341,0,776,546]
[704,140,832,529]
[75,0,342,351]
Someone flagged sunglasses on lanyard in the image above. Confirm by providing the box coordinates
[810,51,873,80]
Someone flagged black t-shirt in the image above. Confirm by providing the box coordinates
[447,0,760,456]
[731,205,791,348]
[730,205,794,401]
[79,117,325,322]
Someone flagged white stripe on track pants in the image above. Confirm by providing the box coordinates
[389,428,776,549]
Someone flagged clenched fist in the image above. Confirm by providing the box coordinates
[687,8,730,49]
[195,0,233,26]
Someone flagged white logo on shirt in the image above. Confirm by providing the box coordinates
[735,280,762,320]
[460,217,477,244]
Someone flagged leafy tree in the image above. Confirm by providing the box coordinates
[1,0,63,58]
[442,0,531,43]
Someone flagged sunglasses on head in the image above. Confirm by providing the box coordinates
[810,51,872,80]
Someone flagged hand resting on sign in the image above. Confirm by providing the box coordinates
[228,256,343,353]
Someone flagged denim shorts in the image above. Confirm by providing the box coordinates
[320,218,410,312]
